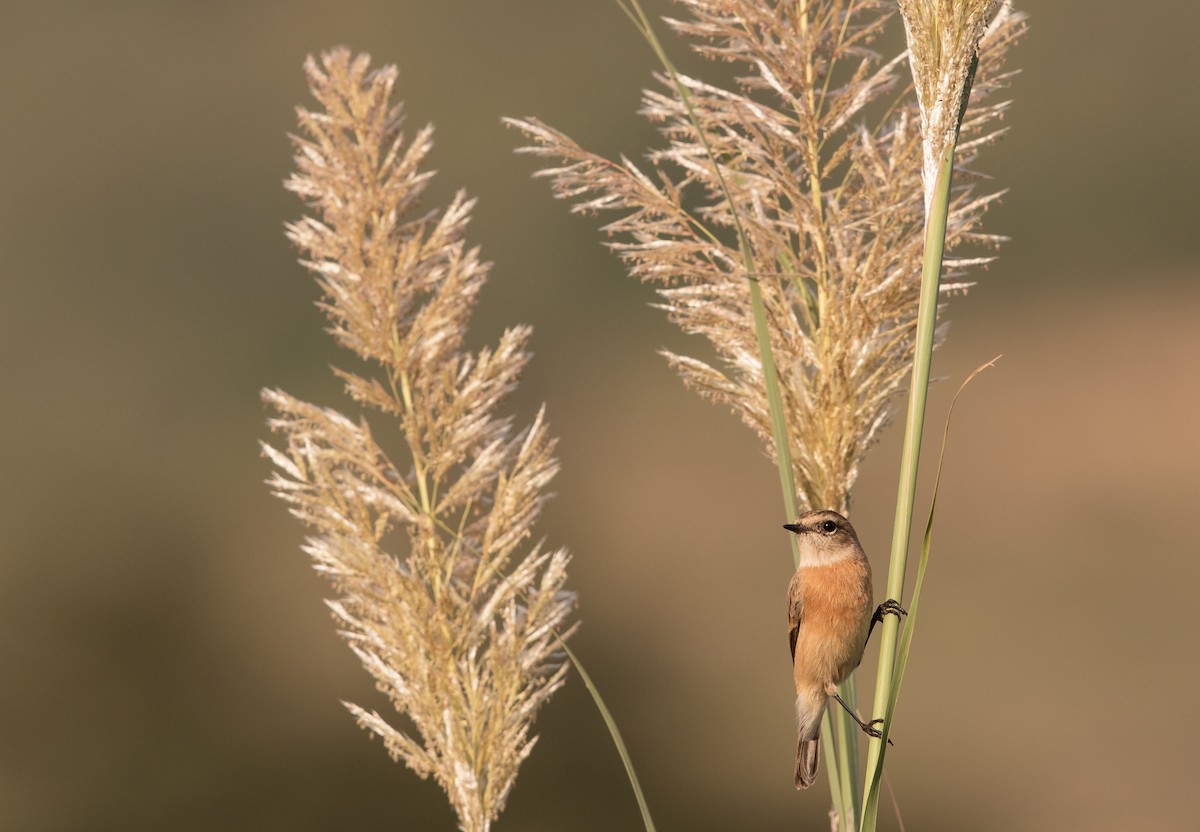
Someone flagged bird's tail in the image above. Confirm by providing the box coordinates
[794,689,827,790]
[795,737,820,789]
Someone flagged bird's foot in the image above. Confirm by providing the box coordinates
[865,599,909,648]
[872,598,908,625]
[833,692,896,746]
[858,718,894,746]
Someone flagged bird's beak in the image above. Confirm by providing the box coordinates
[783,523,803,534]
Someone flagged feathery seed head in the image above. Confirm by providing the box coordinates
[265,48,574,832]
[511,1,1023,513]
[897,0,1019,216]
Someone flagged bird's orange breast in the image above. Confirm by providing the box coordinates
[792,558,873,692]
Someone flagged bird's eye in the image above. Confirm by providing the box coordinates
[821,520,837,533]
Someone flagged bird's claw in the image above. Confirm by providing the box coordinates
[864,599,909,649]
[872,599,908,624]
[859,719,894,746]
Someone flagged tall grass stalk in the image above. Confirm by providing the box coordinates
[618,0,803,545]
[511,1,1021,826]
[864,137,956,748]
[860,5,1018,829]
[606,1,858,821]
[859,136,955,828]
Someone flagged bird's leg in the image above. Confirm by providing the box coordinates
[864,598,908,646]
[830,691,894,746]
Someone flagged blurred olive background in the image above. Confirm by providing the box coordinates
[2,2,1198,830]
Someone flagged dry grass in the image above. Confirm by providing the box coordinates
[510,0,1023,516]
[262,49,575,832]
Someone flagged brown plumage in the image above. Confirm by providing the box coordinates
[785,510,873,789]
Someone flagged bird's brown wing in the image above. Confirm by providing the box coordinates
[787,570,803,662]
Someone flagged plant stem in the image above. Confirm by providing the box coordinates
[832,677,858,831]
[746,277,802,545]
[617,3,851,824]
[860,355,1001,829]
[560,639,657,832]
[618,0,802,562]
[858,139,955,831]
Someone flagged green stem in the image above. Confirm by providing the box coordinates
[838,675,861,825]
[618,0,801,560]
[832,679,857,831]
[747,277,802,539]
[560,639,657,832]
[619,2,850,824]
[819,716,843,823]
[858,140,955,830]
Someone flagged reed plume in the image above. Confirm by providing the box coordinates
[262,49,575,832]
[898,0,1016,217]
[509,0,1024,516]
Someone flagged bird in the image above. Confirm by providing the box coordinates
[784,509,904,789]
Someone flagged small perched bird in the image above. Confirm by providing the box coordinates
[785,509,903,789]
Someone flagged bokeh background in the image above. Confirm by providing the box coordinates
[3,2,1198,830]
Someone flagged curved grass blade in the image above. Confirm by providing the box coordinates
[860,356,1001,828]
[617,0,801,548]
[560,639,658,832]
